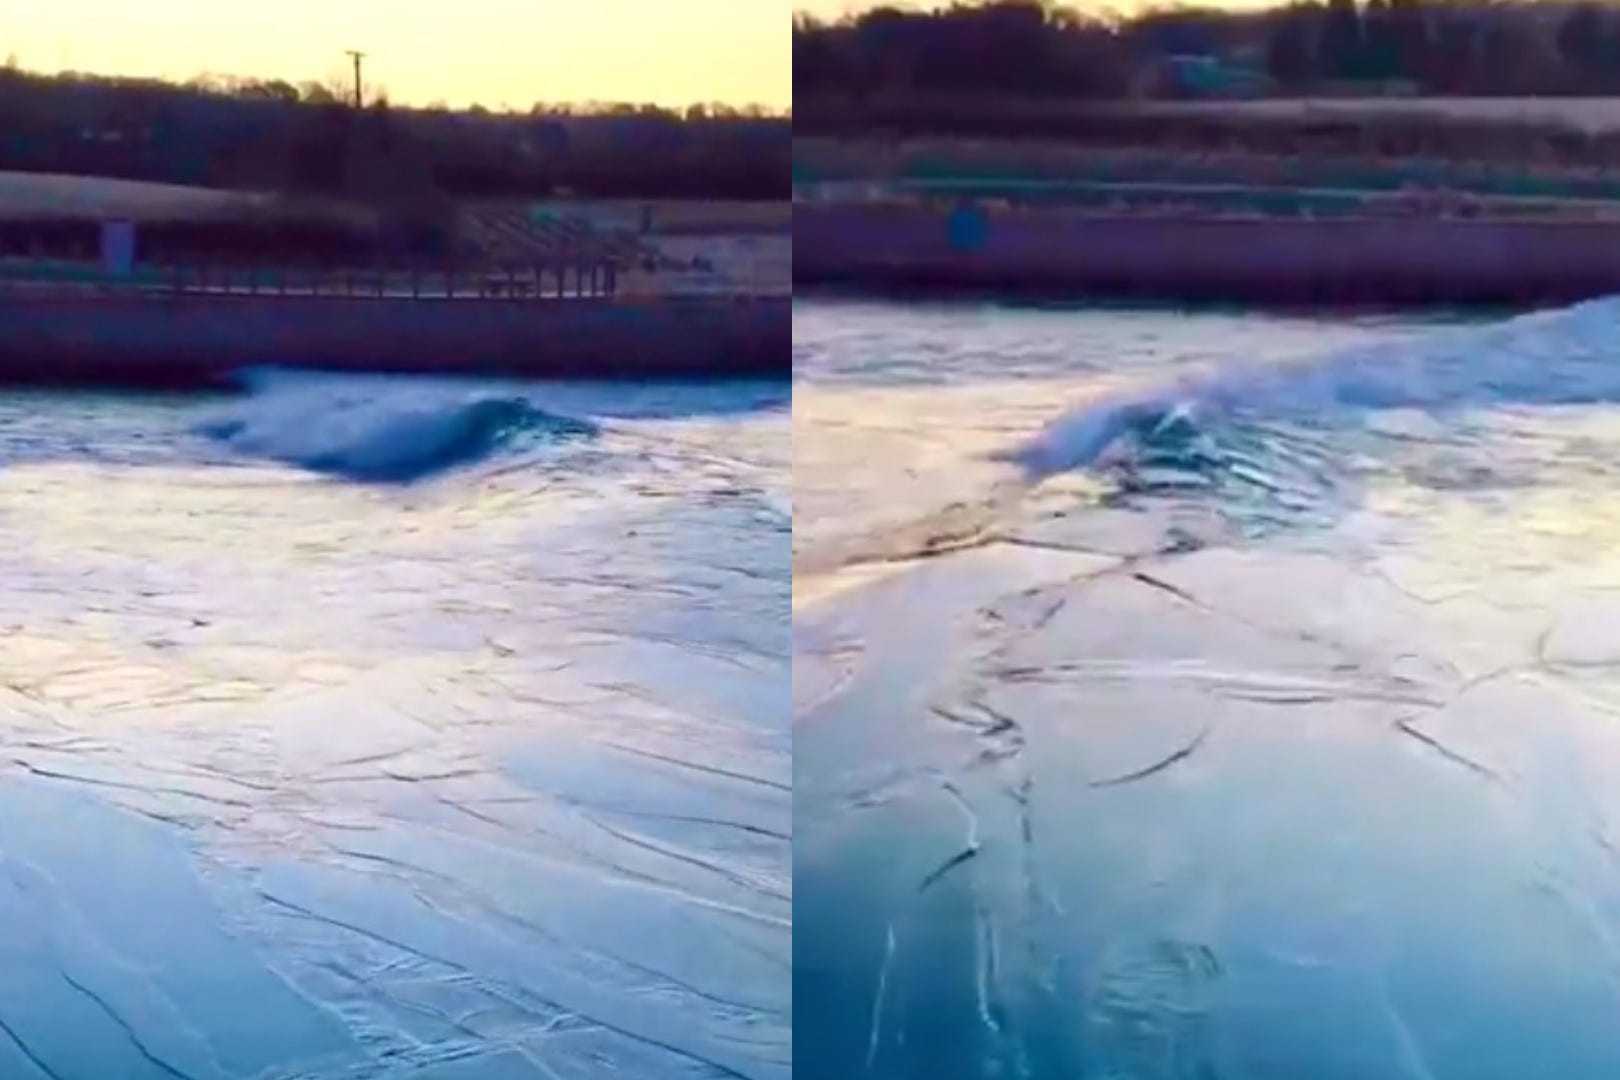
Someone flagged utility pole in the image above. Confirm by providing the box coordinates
[345,49,366,108]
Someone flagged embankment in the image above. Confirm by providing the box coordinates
[0,293,788,387]
[794,201,1620,306]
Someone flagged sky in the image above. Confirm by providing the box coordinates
[3,0,790,110]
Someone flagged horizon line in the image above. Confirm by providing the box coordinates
[0,56,790,116]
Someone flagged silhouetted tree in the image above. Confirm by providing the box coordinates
[795,0,1131,102]
[794,0,1620,103]
[0,66,786,200]
[1387,0,1433,81]
[1361,0,1403,80]
[1556,4,1620,90]
[1317,0,1366,79]
[1266,6,1319,86]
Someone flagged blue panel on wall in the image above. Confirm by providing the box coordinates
[946,203,988,252]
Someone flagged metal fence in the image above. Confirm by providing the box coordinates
[0,257,623,301]
[152,260,621,300]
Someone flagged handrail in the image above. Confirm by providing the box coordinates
[0,257,624,301]
[152,259,621,300]
[0,255,793,300]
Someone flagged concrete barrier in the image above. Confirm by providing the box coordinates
[0,293,789,387]
[794,201,1620,305]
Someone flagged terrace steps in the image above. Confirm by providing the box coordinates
[458,207,680,269]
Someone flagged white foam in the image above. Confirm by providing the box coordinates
[199,368,597,482]
[1006,297,1620,479]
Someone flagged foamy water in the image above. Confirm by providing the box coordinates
[794,297,1620,1078]
[0,373,789,1079]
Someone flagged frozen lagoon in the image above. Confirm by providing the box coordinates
[795,297,1620,1078]
[0,375,789,1078]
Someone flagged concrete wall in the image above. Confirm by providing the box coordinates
[0,293,789,387]
[794,201,1620,305]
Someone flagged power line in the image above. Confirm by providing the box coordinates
[345,49,366,108]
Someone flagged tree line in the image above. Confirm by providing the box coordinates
[0,64,787,203]
[794,0,1620,100]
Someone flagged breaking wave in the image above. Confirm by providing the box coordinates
[198,368,600,482]
[801,297,1620,583]
[1005,296,1620,481]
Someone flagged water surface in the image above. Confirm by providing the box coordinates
[795,297,1620,1079]
[0,371,790,1079]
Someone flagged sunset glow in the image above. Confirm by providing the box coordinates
[7,0,789,109]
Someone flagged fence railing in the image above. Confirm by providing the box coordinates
[0,255,794,300]
[0,257,623,301]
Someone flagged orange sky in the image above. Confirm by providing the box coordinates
[7,1,790,110]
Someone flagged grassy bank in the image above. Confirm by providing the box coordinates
[795,95,1620,222]
[795,97,1620,179]
[0,172,789,301]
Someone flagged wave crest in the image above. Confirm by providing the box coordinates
[199,369,599,482]
[1005,296,1620,481]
